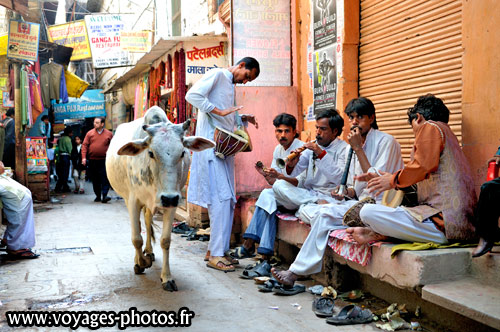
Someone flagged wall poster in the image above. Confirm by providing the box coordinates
[313,45,336,112]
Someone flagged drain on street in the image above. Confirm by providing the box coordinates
[39,247,93,254]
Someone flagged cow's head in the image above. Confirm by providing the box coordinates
[117,119,214,209]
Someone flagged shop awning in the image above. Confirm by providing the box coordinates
[102,35,227,93]
[0,0,28,16]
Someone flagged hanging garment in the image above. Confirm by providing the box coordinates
[40,62,62,108]
[167,54,172,88]
[178,48,186,124]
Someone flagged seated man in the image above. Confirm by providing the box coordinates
[232,110,347,276]
[272,97,403,287]
[209,113,303,262]
[471,147,499,257]
[0,161,39,259]
[347,94,477,245]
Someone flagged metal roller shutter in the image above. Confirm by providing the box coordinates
[359,0,463,161]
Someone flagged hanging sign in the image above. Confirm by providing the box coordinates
[84,14,132,68]
[53,89,105,122]
[47,20,92,61]
[120,31,152,52]
[184,41,228,85]
[7,20,40,62]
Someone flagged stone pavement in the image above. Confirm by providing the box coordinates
[0,183,380,332]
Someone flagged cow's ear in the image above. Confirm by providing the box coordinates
[183,136,215,152]
[182,119,191,131]
[117,138,150,156]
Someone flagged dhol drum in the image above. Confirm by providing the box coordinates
[381,185,419,208]
[213,127,249,159]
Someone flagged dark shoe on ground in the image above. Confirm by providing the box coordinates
[94,196,101,202]
[101,196,111,203]
[312,297,335,318]
[258,277,279,293]
[230,246,255,259]
[325,304,373,325]
[240,260,271,279]
[4,248,40,260]
[472,237,494,258]
[172,222,193,234]
[273,283,306,296]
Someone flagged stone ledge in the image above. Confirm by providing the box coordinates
[422,278,500,330]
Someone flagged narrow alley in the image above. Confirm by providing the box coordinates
[0,183,380,332]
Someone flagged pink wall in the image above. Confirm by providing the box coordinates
[234,86,299,194]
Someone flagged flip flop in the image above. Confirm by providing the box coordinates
[273,283,305,296]
[4,248,40,260]
[240,260,271,279]
[172,222,193,234]
[325,304,373,325]
[230,246,255,259]
[258,277,279,293]
[206,257,235,272]
[312,297,335,318]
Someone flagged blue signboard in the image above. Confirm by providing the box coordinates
[53,89,105,122]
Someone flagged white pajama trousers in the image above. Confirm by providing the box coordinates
[359,204,448,244]
[206,159,235,257]
[4,194,36,251]
[289,200,356,276]
[273,180,336,224]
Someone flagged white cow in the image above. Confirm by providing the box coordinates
[106,106,214,291]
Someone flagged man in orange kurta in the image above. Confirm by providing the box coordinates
[348,94,477,244]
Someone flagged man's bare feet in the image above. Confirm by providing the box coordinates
[346,227,388,244]
[317,199,329,205]
[271,267,298,286]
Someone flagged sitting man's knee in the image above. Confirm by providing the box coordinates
[359,205,375,225]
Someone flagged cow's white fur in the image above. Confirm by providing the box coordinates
[106,106,214,291]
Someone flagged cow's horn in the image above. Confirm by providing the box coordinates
[182,119,191,131]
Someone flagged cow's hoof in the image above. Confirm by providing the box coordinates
[134,264,145,274]
[145,253,154,267]
[162,280,178,292]
[143,250,155,262]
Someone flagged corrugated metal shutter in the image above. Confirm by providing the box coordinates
[359,0,463,161]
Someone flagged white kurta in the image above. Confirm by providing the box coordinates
[186,68,236,208]
[185,68,237,256]
[257,138,348,215]
[0,175,35,251]
[255,139,305,213]
[289,129,404,275]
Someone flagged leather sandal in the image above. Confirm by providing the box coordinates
[206,257,235,272]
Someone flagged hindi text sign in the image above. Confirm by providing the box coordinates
[47,21,91,60]
[232,0,291,86]
[7,20,40,62]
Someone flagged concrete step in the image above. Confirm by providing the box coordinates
[174,206,189,222]
[469,246,500,286]
[422,278,500,330]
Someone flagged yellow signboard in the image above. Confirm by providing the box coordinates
[47,20,92,60]
[7,20,40,62]
[120,31,152,53]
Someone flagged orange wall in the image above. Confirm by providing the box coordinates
[462,0,500,192]
[297,0,359,141]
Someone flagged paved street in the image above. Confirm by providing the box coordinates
[0,182,379,332]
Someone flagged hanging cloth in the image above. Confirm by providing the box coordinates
[134,83,141,120]
[167,54,172,88]
[40,62,62,108]
[177,48,186,124]
[170,51,179,123]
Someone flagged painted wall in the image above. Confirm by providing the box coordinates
[181,0,225,36]
[296,0,358,141]
[461,0,500,192]
[234,86,299,194]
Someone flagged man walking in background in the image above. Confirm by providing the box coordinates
[82,117,113,203]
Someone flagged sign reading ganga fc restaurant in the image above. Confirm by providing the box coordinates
[7,20,40,62]
[84,14,132,68]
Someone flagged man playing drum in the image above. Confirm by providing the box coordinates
[347,94,477,245]
[232,110,348,279]
[271,97,403,290]
[185,57,260,272]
